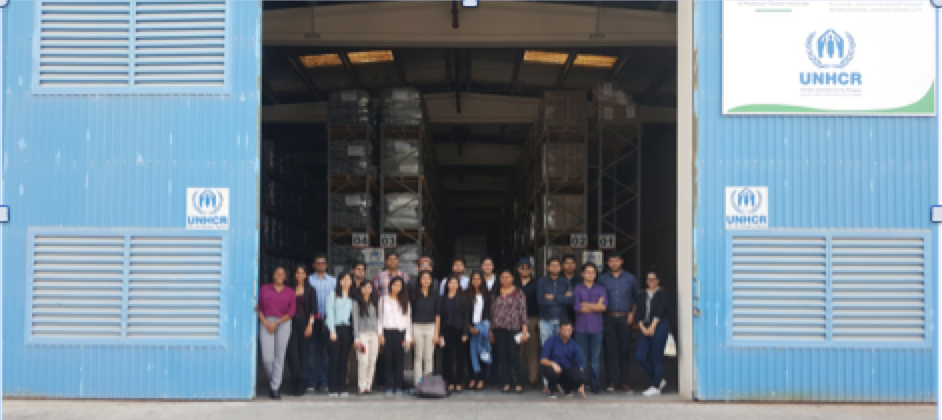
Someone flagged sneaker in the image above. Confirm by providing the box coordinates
[328,392,339,398]
[340,392,350,397]
[591,386,601,395]
[642,386,660,397]
[660,379,667,391]
[395,389,404,396]
[548,392,558,400]
[606,385,615,393]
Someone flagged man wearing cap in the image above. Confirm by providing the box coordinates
[516,257,542,387]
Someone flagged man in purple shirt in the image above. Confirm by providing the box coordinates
[572,262,607,394]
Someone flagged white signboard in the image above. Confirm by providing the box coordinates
[723,2,935,115]
[725,187,768,230]
[570,233,587,249]
[598,234,616,250]
[352,232,369,248]
[380,233,397,249]
[186,188,229,230]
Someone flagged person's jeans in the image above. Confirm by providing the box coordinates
[573,332,603,389]
[541,365,586,394]
[635,321,670,389]
[469,321,492,376]
[308,322,330,388]
[603,315,632,388]
[493,328,524,387]
[538,319,560,386]
[327,325,354,393]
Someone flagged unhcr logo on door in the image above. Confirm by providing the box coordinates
[800,29,861,86]
[725,187,768,230]
[187,188,230,230]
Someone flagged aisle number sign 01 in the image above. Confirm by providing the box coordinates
[381,233,397,249]
[598,234,616,250]
[570,233,588,249]
[352,232,369,248]
[723,2,935,116]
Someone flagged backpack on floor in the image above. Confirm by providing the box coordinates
[415,374,448,398]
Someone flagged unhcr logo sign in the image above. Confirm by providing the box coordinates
[725,187,768,230]
[187,188,230,230]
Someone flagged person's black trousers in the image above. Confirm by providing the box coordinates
[541,365,586,393]
[383,329,406,390]
[327,325,354,393]
[493,328,524,388]
[286,319,312,393]
[603,314,633,388]
[441,326,467,386]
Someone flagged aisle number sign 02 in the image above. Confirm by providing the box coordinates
[352,232,369,248]
[723,2,935,115]
[381,233,397,249]
[570,233,588,249]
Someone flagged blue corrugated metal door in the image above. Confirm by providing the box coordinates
[693,2,938,402]
[2,0,261,399]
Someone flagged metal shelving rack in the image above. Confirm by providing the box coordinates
[327,123,377,265]
[596,115,641,278]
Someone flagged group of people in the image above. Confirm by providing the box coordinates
[256,250,671,400]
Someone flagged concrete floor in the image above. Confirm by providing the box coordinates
[2,398,934,420]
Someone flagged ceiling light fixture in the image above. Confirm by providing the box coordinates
[523,50,569,65]
[299,54,342,68]
[347,50,395,64]
[574,54,618,68]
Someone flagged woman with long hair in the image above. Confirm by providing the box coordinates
[466,270,492,391]
[353,280,380,395]
[378,276,412,395]
[490,268,529,394]
[258,266,296,399]
[636,270,671,397]
[438,275,469,392]
[411,270,439,381]
[326,272,356,397]
[285,265,318,396]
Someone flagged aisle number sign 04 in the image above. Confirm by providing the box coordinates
[352,232,369,248]
[722,2,936,115]
[570,233,587,249]
[381,233,397,249]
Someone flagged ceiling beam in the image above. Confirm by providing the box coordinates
[264,1,677,47]
[641,64,676,103]
[610,50,633,80]
[279,47,322,101]
[338,51,362,90]
[556,53,576,89]
[393,49,408,86]
[262,81,280,104]
[262,94,677,124]
[509,51,524,95]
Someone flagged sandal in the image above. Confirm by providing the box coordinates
[468,380,477,389]
[476,381,485,390]
[502,386,511,393]
[455,386,463,393]
[515,386,524,394]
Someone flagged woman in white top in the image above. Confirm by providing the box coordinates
[466,270,492,391]
[378,276,412,395]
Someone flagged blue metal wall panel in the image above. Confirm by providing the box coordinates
[2,1,261,399]
[693,2,938,402]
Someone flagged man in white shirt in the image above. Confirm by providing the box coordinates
[308,253,336,391]
[440,258,470,295]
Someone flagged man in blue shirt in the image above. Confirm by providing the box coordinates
[536,257,574,393]
[307,253,336,392]
[540,319,587,399]
[598,251,640,393]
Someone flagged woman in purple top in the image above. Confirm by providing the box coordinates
[573,262,607,394]
[258,266,296,399]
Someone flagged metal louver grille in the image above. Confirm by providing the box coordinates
[831,236,926,342]
[133,1,227,86]
[35,0,227,91]
[37,1,133,87]
[128,236,222,338]
[731,235,828,341]
[30,235,126,338]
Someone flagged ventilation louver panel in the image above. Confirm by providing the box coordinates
[127,236,223,338]
[37,1,133,88]
[731,235,828,341]
[831,236,926,342]
[133,1,227,86]
[30,235,126,338]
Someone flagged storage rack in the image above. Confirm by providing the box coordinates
[515,91,589,271]
[594,84,642,278]
[379,123,442,273]
[326,123,378,270]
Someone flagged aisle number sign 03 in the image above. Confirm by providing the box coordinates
[352,232,369,248]
[723,2,936,115]
[570,233,587,249]
[598,234,616,250]
[381,233,397,249]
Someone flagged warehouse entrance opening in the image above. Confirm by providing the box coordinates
[258,1,679,398]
